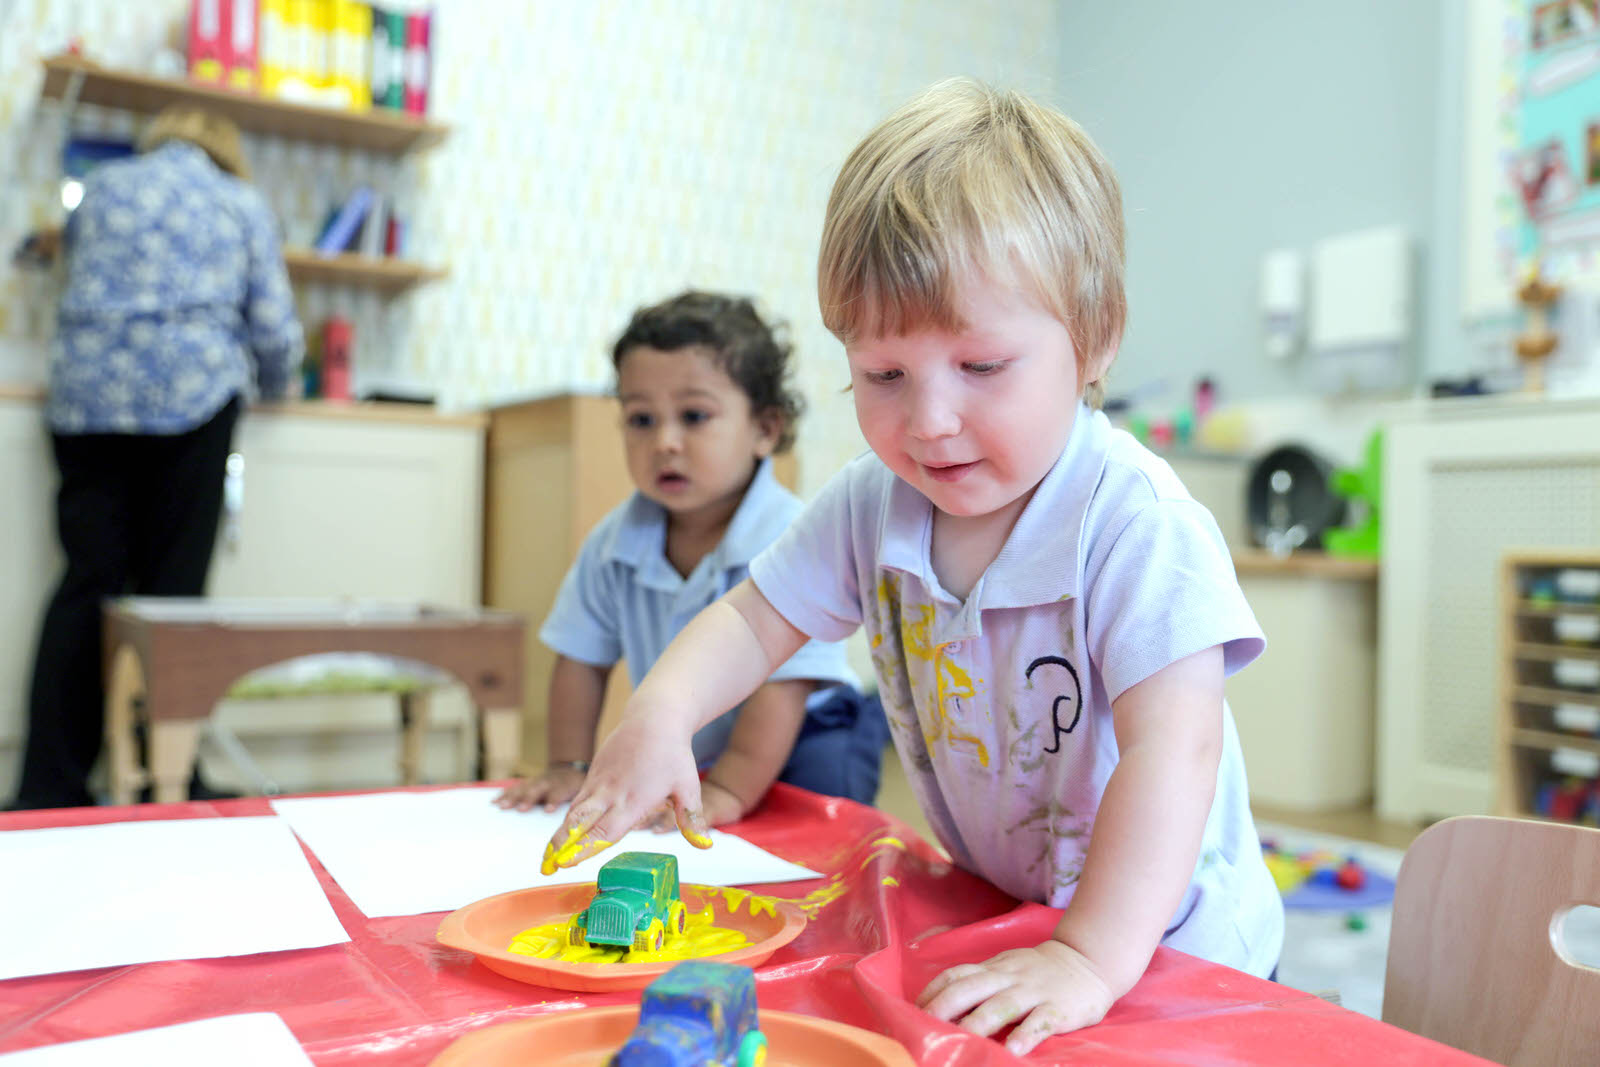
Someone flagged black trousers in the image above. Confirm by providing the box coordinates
[12,398,240,809]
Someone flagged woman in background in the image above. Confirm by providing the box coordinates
[9,106,302,810]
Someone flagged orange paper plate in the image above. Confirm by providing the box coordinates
[428,1006,915,1066]
[435,882,806,992]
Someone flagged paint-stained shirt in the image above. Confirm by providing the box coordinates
[748,406,1283,976]
[50,142,302,434]
[541,458,859,767]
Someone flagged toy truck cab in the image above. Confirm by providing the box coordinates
[610,961,768,1067]
[568,852,688,953]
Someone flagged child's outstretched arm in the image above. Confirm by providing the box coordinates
[692,679,814,826]
[918,645,1225,1054]
[541,579,808,872]
[494,655,610,811]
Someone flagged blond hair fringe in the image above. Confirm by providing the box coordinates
[819,79,1126,406]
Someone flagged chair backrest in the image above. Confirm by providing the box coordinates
[1382,815,1600,1065]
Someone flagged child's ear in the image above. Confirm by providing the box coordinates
[1082,346,1117,392]
[753,408,784,457]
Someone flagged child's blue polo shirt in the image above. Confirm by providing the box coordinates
[541,458,859,766]
[748,406,1284,977]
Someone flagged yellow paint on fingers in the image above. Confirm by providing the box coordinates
[540,826,611,875]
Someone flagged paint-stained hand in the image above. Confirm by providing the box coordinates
[647,780,743,832]
[541,713,710,874]
[917,940,1115,1055]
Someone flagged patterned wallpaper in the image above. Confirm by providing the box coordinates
[1,0,1061,493]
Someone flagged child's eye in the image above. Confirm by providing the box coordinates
[680,409,711,426]
[624,412,654,430]
[963,361,1006,376]
[862,369,902,385]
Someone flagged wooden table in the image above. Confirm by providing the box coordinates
[0,785,1491,1065]
[100,598,525,803]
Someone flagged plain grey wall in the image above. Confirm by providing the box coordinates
[1055,1,1477,406]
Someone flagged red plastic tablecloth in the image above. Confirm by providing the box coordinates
[0,783,1488,1065]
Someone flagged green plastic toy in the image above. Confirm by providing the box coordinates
[1324,430,1382,559]
[567,852,688,953]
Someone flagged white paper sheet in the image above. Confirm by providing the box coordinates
[0,817,349,981]
[0,1013,313,1067]
[270,787,820,918]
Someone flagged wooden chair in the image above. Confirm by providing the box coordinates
[1382,815,1600,1065]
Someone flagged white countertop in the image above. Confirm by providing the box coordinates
[0,386,487,429]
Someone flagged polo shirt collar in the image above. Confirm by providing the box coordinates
[604,458,781,591]
[876,403,1111,610]
[717,457,785,568]
[983,405,1109,609]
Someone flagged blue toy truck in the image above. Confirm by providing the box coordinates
[567,852,688,953]
[610,961,768,1067]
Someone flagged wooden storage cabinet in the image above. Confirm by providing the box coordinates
[483,393,633,775]
[1497,552,1600,821]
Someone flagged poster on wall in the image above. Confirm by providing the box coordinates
[1516,0,1600,277]
[1512,0,1600,393]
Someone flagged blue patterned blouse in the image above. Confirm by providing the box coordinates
[49,141,303,434]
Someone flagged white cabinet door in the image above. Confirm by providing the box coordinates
[208,411,484,606]
[0,399,60,777]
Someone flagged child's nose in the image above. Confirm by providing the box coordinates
[905,385,960,440]
[653,423,684,453]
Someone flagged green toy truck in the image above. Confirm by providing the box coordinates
[567,851,689,953]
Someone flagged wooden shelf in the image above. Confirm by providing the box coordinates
[1500,551,1600,818]
[1231,549,1379,580]
[1510,727,1600,756]
[27,230,444,294]
[283,249,446,292]
[1514,642,1600,663]
[1513,684,1600,709]
[1516,599,1600,617]
[41,54,448,153]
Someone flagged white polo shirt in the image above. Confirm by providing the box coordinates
[748,407,1283,975]
[541,458,858,766]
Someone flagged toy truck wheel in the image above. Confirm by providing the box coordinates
[736,1031,767,1067]
[563,923,587,949]
[631,918,665,953]
[668,900,687,935]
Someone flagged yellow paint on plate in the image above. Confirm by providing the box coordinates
[507,902,752,964]
[713,886,777,919]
